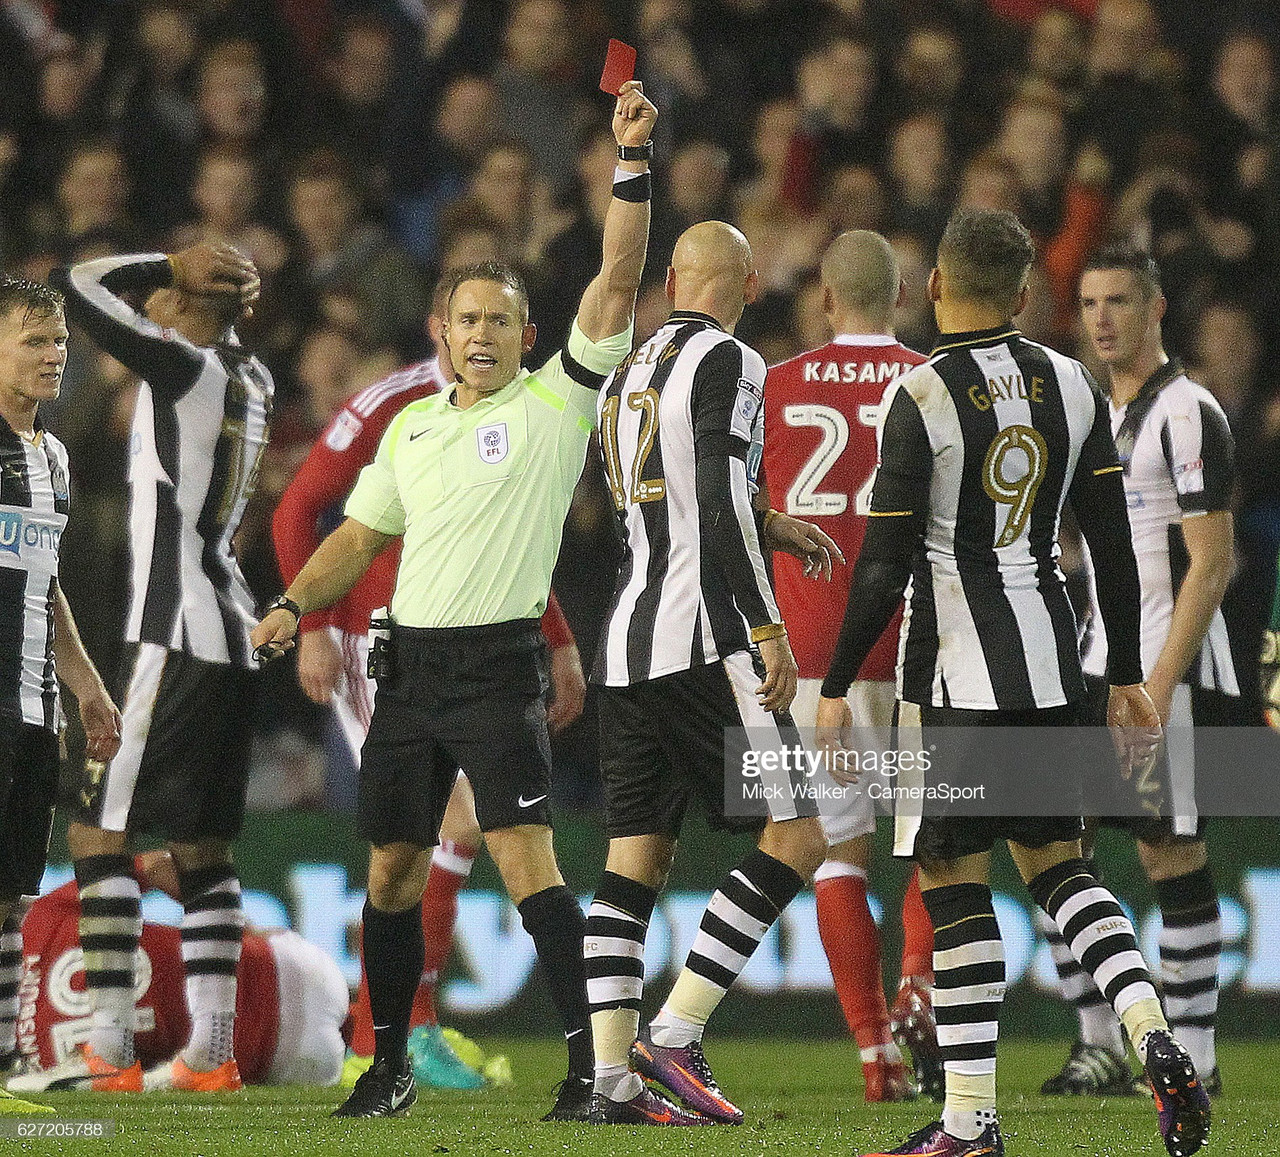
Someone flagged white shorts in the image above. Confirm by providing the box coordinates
[265,929,349,1086]
[791,679,896,845]
[331,628,375,765]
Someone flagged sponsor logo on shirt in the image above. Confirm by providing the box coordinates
[477,422,509,464]
[0,510,62,557]
[325,409,364,452]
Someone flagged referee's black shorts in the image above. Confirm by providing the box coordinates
[900,700,1086,862]
[0,715,60,898]
[359,619,552,846]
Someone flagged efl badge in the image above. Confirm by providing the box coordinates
[476,422,509,464]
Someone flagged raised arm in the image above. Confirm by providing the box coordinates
[574,81,657,344]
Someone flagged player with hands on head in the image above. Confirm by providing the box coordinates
[28,241,271,1097]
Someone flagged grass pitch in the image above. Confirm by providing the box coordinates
[6,1039,1276,1156]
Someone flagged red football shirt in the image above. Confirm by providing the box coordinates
[18,882,279,1082]
[763,335,927,682]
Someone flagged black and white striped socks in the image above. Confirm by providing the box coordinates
[0,912,20,1063]
[922,883,1004,1141]
[1029,858,1165,1061]
[75,853,142,1068]
[650,849,803,1047]
[1154,866,1220,1076]
[178,864,244,1072]
[1035,906,1127,1057]
[584,871,656,1101]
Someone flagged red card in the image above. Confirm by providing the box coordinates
[599,39,636,95]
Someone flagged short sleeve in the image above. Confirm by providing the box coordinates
[1161,393,1235,513]
[344,416,407,535]
[566,317,634,378]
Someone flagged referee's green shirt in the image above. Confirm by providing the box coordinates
[345,319,632,628]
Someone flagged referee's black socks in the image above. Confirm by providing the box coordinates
[518,885,593,1079]
[362,899,424,1067]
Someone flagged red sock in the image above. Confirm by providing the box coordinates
[899,867,934,983]
[815,867,893,1051]
[412,840,477,1029]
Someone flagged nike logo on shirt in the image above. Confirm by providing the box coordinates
[518,793,548,808]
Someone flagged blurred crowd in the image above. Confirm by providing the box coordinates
[1,0,1276,808]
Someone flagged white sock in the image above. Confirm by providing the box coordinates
[648,1010,702,1048]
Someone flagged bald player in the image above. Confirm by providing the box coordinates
[762,231,935,1103]
[583,222,835,1126]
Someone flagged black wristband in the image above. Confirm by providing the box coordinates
[617,142,653,161]
[266,595,302,622]
[612,171,651,202]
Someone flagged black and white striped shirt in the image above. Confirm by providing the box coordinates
[593,311,780,687]
[51,255,273,668]
[0,418,70,730]
[823,326,1144,710]
[1081,361,1239,694]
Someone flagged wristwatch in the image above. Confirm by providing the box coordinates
[617,142,653,162]
[266,595,302,622]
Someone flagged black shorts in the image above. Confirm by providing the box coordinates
[900,701,1085,862]
[71,643,255,842]
[0,717,59,897]
[1082,676,1209,844]
[358,619,551,846]
[598,651,818,841]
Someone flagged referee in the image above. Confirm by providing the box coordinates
[252,81,659,1121]
[0,277,119,1114]
[817,210,1209,1157]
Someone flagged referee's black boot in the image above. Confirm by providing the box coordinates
[332,1056,417,1118]
[541,1073,594,1122]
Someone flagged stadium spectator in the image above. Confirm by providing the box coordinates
[885,111,952,248]
[0,274,120,1116]
[993,94,1070,237]
[42,140,138,257]
[171,147,288,279]
[310,12,400,198]
[271,149,426,362]
[495,0,588,191]
[251,80,658,1122]
[390,75,503,265]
